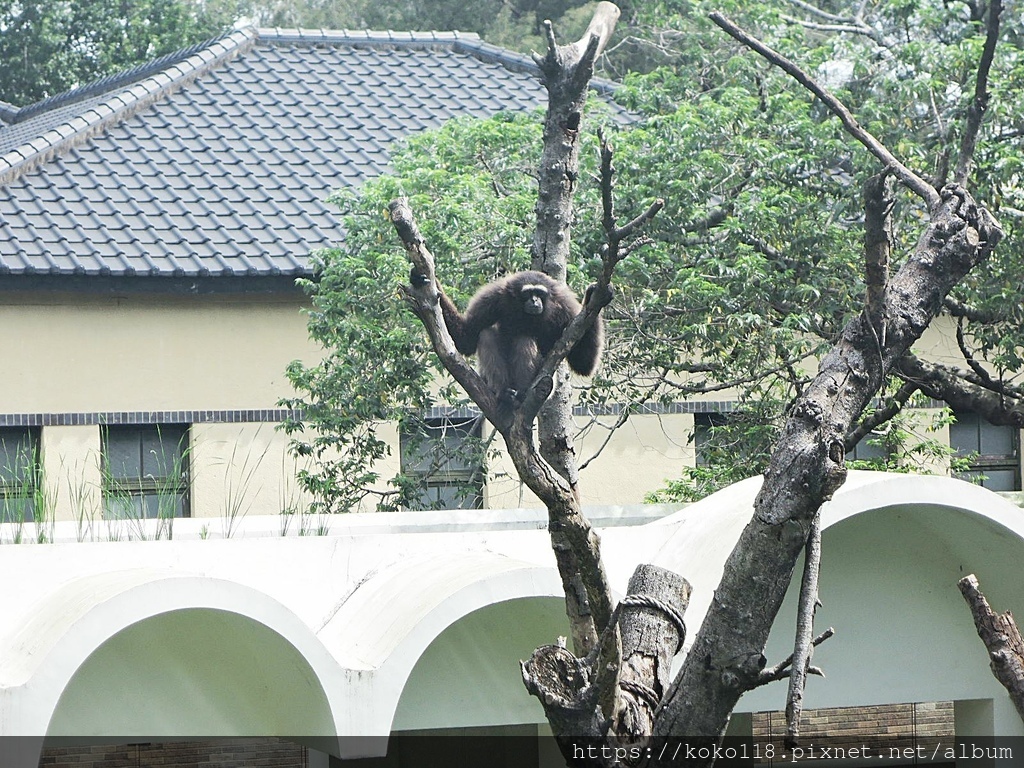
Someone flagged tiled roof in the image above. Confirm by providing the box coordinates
[0,28,616,279]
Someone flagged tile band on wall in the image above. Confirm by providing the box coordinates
[0,409,299,427]
[0,398,948,428]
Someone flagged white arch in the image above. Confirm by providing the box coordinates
[0,570,346,740]
[319,552,568,737]
[820,470,1024,535]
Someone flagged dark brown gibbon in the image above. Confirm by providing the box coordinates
[421,270,604,411]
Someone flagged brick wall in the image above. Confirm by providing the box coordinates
[751,701,954,756]
[39,738,307,768]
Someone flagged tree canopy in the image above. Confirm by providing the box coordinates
[283,0,1024,513]
[0,0,250,105]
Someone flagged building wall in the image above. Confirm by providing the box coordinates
[3,290,1021,523]
[1,290,323,522]
[485,413,696,509]
[1,290,314,413]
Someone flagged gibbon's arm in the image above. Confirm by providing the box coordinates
[451,282,507,355]
[566,320,603,376]
[565,285,604,377]
[436,291,478,355]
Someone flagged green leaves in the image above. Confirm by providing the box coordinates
[0,0,239,105]
[286,0,1024,510]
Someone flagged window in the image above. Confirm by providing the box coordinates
[400,416,484,510]
[949,411,1021,492]
[0,427,39,523]
[102,424,190,518]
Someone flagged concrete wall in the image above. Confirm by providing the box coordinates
[0,291,314,413]
[1,474,1023,760]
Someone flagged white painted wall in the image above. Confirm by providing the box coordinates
[0,472,1021,760]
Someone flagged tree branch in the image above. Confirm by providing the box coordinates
[955,316,997,390]
[652,15,1002,759]
[388,198,501,420]
[844,379,919,451]
[709,12,941,210]
[785,511,823,747]
[757,627,835,686]
[864,170,894,336]
[953,0,1002,186]
[944,294,1000,324]
[958,574,1024,723]
[898,353,1023,427]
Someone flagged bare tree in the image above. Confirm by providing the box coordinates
[388,2,1004,764]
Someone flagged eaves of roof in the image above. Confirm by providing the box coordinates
[0,27,621,282]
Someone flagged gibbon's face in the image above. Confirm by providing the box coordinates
[520,284,548,316]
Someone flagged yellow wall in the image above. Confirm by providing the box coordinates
[485,413,696,509]
[0,291,317,412]
[4,290,1018,522]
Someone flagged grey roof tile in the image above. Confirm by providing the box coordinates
[0,27,620,279]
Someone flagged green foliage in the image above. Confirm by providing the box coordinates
[285,0,1024,511]
[0,0,244,105]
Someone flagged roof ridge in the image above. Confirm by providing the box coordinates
[254,27,619,94]
[13,28,247,123]
[0,101,18,123]
[256,28,481,45]
[453,36,619,94]
[0,27,258,187]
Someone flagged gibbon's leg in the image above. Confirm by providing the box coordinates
[478,331,542,417]
[477,328,512,398]
[509,335,541,398]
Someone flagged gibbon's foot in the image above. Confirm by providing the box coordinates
[409,268,431,288]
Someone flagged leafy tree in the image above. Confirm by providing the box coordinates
[606,0,1024,500]
[0,0,247,105]
[285,0,1024,513]
[285,0,1013,760]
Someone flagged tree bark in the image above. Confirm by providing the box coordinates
[615,566,692,740]
[959,574,1024,723]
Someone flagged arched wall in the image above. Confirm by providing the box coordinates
[47,607,334,736]
[0,573,344,739]
[738,478,1024,735]
[391,597,568,732]
[320,555,570,738]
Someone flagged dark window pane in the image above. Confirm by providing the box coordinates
[980,421,1014,457]
[980,469,1019,492]
[0,495,34,524]
[432,482,483,510]
[400,417,484,510]
[143,492,186,519]
[104,493,143,520]
[694,413,729,468]
[949,412,981,456]
[105,428,143,480]
[141,426,187,479]
[0,428,37,485]
[102,425,190,518]
[950,411,1020,492]
[401,417,481,476]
